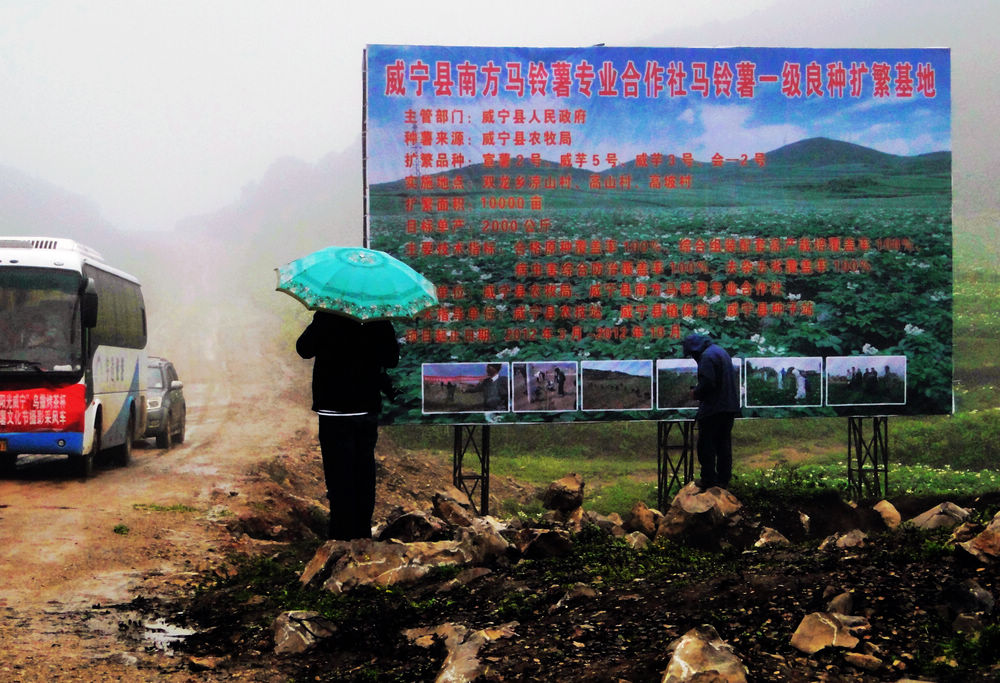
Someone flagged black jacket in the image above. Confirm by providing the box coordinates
[682,334,741,418]
[296,312,400,414]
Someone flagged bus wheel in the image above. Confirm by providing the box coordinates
[75,452,94,479]
[114,413,134,467]
[0,453,17,477]
[77,422,98,479]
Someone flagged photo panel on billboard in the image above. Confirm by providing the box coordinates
[826,355,907,407]
[656,357,743,412]
[746,357,823,409]
[580,360,653,412]
[422,362,510,414]
[512,361,578,412]
[366,44,952,424]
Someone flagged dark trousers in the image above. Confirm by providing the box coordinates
[318,414,379,540]
[696,412,735,488]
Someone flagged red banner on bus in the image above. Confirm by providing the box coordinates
[0,384,86,432]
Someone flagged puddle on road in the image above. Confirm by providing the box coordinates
[141,617,197,651]
[86,609,196,653]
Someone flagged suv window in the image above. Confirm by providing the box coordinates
[147,365,165,390]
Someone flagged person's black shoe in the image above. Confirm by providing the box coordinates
[693,479,716,491]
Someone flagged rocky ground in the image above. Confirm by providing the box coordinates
[160,437,1000,683]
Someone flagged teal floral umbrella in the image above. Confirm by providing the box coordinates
[276,246,438,321]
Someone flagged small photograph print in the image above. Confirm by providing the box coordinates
[512,361,578,412]
[581,360,653,411]
[422,362,510,414]
[656,359,699,410]
[826,355,907,406]
[746,357,823,408]
[656,358,743,410]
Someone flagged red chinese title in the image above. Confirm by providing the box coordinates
[384,59,937,100]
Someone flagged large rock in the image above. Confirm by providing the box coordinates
[318,539,468,594]
[662,625,747,683]
[379,509,448,542]
[790,612,869,654]
[844,652,883,671]
[826,591,854,615]
[656,483,742,546]
[454,517,513,564]
[542,473,585,511]
[299,539,353,586]
[405,622,518,683]
[625,530,651,550]
[626,500,658,537]
[511,528,573,559]
[906,502,971,531]
[589,511,625,534]
[301,518,514,594]
[545,505,587,533]
[754,527,791,548]
[959,510,1000,563]
[818,529,867,550]
[873,500,901,530]
[433,486,476,527]
[273,611,336,655]
[941,578,995,618]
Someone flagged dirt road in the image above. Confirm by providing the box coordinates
[0,254,317,680]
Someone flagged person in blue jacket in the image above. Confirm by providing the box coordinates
[682,333,741,490]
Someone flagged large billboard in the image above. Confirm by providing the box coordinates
[364,45,952,424]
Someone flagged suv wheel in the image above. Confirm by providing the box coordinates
[172,407,186,445]
[156,414,173,449]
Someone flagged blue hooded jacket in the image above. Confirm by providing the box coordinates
[682,334,741,418]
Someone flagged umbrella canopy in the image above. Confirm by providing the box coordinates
[276,246,438,321]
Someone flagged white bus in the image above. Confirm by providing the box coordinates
[0,237,147,477]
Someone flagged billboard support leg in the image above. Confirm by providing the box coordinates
[847,416,889,501]
[657,420,696,510]
[453,425,490,516]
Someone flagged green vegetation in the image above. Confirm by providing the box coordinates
[133,503,200,513]
[112,524,129,535]
[918,625,1000,682]
[737,461,1000,500]
[513,525,728,587]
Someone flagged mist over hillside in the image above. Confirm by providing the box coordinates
[1,143,365,387]
[0,165,121,255]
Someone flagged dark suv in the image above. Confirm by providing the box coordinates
[144,356,186,449]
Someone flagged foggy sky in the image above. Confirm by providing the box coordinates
[1,0,996,233]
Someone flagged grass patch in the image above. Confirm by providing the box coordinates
[133,503,200,513]
[917,624,1000,682]
[511,525,730,588]
[892,410,1000,470]
[734,460,1000,500]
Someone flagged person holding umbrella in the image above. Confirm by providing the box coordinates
[278,245,437,540]
[296,311,398,540]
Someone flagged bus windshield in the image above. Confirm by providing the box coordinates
[0,268,84,374]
